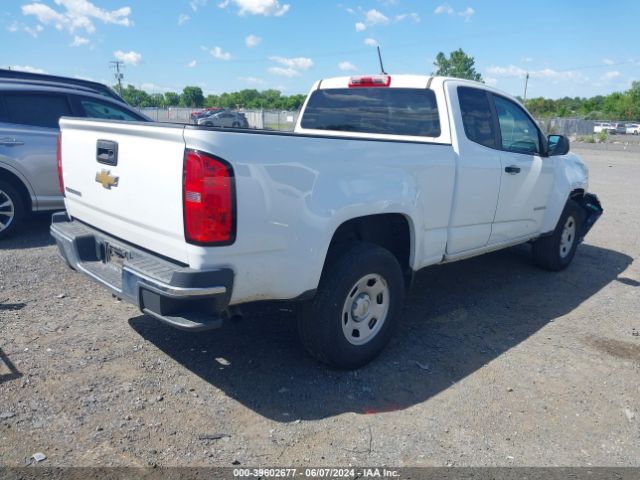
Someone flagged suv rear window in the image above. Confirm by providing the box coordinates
[3,93,72,129]
[300,88,441,137]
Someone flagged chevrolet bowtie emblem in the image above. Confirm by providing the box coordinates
[95,169,119,189]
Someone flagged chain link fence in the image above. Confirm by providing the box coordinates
[137,108,299,131]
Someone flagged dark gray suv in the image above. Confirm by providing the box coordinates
[0,71,148,238]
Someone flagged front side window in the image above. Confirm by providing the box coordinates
[3,93,72,129]
[301,88,441,137]
[79,98,142,121]
[458,87,497,149]
[493,96,541,154]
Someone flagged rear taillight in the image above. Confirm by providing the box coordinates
[348,75,391,88]
[56,132,65,196]
[183,149,235,245]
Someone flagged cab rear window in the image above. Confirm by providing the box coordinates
[300,88,441,137]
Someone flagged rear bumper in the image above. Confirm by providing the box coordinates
[50,212,233,331]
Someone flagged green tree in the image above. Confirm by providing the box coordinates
[164,92,180,106]
[433,49,483,82]
[180,86,204,107]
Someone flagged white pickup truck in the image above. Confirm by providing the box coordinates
[51,75,602,368]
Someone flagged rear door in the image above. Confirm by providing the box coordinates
[444,84,502,254]
[0,91,73,209]
[489,94,554,243]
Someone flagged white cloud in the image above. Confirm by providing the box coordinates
[219,0,290,16]
[522,56,533,63]
[364,38,378,47]
[8,65,47,74]
[22,0,132,35]
[239,76,265,85]
[70,34,89,47]
[113,50,142,65]
[8,21,44,37]
[269,56,313,70]
[458,7,475,21]
[602,58,615,65]
[245,34,262,47]
[268,66,300,77]
[355,21,366,31]
[190,0,207,11]
[364,9,389,26]
[603,71,621,81]
[178,13,190,25]
[210,46,232,60]
[188,59,197,68]
[338,61,357,72]
[268,56,313,77]
[487,64,588,83]
[434,4,454,14]
[395,12,420,23]
[484,77,498,86]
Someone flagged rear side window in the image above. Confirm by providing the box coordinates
[3,93,72,129]
[458,87,497,149]
[301,88,441,137]
[78,98,142,121]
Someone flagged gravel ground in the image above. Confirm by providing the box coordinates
[0,145,638,468]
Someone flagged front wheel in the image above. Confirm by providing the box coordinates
[532,199,585,271]
[298,243,404,369]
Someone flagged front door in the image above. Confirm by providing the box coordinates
[489,94,554,244]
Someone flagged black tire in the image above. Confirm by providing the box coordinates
[0,179,26,240]
[532,199,585,271]
[298,242,405,369]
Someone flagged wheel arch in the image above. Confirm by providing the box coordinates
[321,213,415,286]
[0,166,34,212]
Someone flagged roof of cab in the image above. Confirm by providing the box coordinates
[313,74,519,104]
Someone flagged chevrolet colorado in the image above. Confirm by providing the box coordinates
[51,75,602,368]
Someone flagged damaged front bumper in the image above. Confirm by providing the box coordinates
[577,193,603,242]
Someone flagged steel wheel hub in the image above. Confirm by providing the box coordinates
[341,274,390,346]
[559,215,576,258]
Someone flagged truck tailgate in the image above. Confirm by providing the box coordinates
[59,118,189,264]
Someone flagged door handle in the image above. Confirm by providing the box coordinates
[505,165,521,174]
[0,138,24,146]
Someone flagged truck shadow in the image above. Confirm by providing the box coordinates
[0,348,22,384]
[129,243,632,422]
[0,212,57,250]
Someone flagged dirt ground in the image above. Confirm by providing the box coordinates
[1,145,638,468]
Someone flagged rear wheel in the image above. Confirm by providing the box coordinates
[298,243,404,369]
[532,199,584,271]
[0,179,25,239]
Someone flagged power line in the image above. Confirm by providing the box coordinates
[109,61,125,96]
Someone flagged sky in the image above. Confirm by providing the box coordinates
[1,0,639,99]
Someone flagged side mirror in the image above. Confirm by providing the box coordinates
[548,134,570,156]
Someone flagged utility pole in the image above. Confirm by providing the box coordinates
[523,72,530,103]
[109,61,124,96]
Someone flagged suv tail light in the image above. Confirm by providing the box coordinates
[56,132,65,196]
[183,149,235,245]
[348,75,391,88]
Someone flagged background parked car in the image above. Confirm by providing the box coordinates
[613,123,627,134]
[593,122,616,134]
[197,111,249,128]
[626,123,640,135]
[0,70,148,238]
[190,107,225,123]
